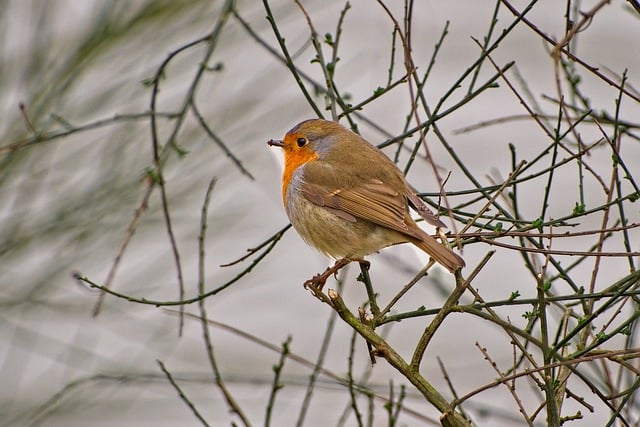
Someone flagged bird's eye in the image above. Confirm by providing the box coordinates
[297,137,307,147]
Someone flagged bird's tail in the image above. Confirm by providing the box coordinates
[410,232,465,273]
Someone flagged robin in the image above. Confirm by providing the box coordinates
[268,119,464,290]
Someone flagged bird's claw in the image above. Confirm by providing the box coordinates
[303,259,351,299]
[303,267,332,299]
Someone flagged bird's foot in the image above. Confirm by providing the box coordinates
[304,258,351,297]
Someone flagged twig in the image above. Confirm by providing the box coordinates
[296,269,346,427]
[196,177,252,426]
[167,310,437,424]
[220,225,290,267]
[376,261,432,322]
[92,0,236,317]
[346,330,365,427]
[475,343,533,426]
[328,289,471,426]
[262,0,323,118]
[451,348,640,412]
[499,0,640,103]
[358,262,380,318]
[76,220,285,306]
[437,357,471,424]
[190,100,255,180]
[410,252,493,371]
[157,360,212,427]
[265,336,292,427]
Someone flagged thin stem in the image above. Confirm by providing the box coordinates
[328,289,471,427]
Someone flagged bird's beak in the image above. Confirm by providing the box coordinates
[267,139,284,147]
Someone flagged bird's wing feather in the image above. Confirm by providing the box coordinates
[300,162,422,240]
[406,191,446,228]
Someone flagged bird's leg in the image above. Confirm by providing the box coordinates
[358,259,370,271]
[304,258,351,295]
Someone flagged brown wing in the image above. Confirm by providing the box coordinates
[406,190,446,228]
[300,162,423,241]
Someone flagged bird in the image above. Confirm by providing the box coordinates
[267,119,464,290]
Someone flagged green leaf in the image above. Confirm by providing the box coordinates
[522,311,535,320]
[140,77,155,87]
[172,143,189,158]
[144,167,162,185]
[207,62,224,72]
[532,217,544,232]
[572,202,585,215]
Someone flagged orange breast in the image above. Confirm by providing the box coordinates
[282,147,318,203]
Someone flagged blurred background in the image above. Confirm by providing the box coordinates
[1,1,639,426]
